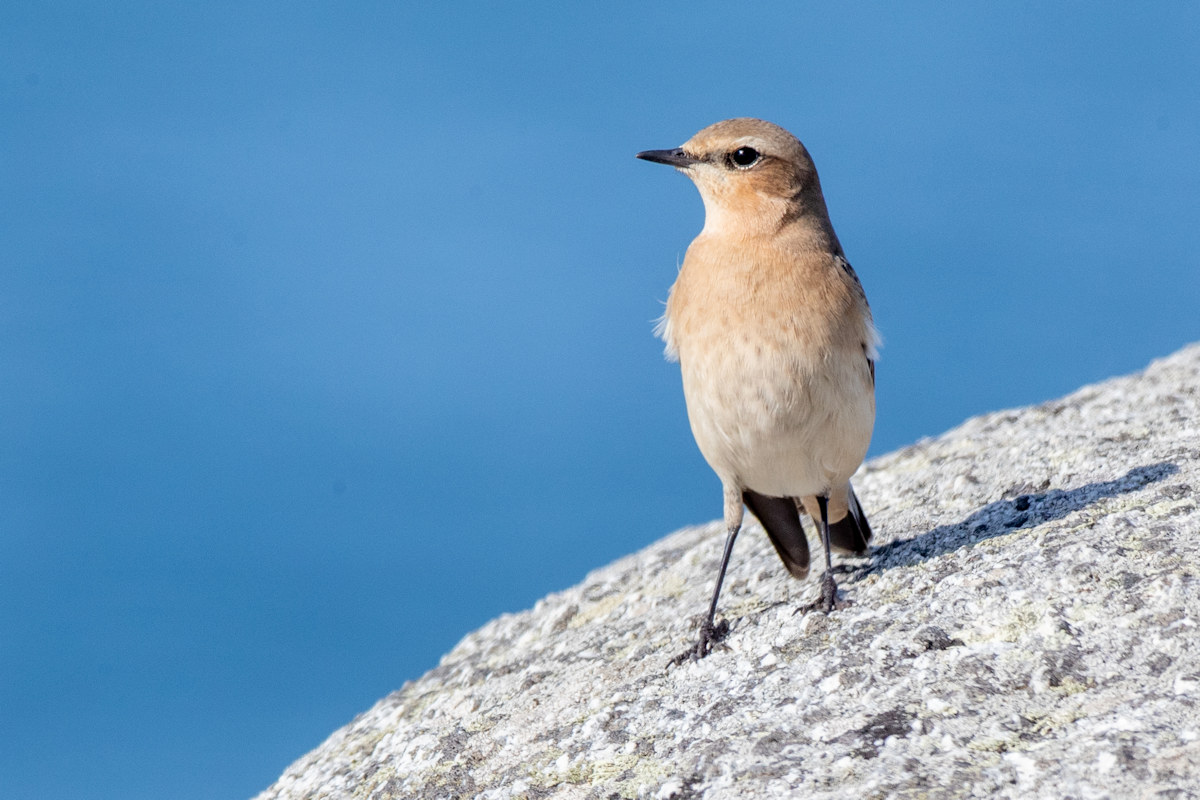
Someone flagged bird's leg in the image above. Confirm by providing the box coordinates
[677,486,742,663]
[816,495,838,612]
[695,523,738,659]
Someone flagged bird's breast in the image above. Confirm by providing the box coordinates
[665,240,875,494]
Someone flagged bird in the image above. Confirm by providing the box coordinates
[636,118,879,660]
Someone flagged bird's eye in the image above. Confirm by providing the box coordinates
[729,147,760,169]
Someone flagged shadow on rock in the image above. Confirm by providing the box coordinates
[865,461,1180,573]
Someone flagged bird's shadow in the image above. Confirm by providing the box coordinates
[854,461,1180,576]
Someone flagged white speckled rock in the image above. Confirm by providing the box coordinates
[256,344,1200,800]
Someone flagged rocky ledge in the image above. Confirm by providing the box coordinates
[257,344,1200,799]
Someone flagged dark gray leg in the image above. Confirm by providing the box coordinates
[673,485,744,664]
[693,525,739,659]
[816,495,838,612]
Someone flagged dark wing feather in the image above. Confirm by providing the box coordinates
[743,489,810,579]
[826,483,873,554]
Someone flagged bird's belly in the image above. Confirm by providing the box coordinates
[680,338,873,497]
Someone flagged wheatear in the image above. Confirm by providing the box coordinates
[637,118,879,660]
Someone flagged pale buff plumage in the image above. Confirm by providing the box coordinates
[638,118,879,660]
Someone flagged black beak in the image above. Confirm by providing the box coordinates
[636,148,697,168]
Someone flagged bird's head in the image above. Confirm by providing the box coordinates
[637,118,830,239]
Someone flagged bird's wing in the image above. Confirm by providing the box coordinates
[826,482,873,554]
[743,489,811,580]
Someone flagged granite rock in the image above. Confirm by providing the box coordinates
[256,344,1200,800]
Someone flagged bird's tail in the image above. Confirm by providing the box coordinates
[826,483,872,555]
[743,489,811,580]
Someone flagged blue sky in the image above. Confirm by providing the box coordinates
[2,3,1197,798]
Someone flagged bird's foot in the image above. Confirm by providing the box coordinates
[820,571,838,612]
[798,572,853,615]
[670,618,729,666]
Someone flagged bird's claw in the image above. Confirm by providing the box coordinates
[670,618,729,666]
[797,573,853,615]
[820,572,838,612]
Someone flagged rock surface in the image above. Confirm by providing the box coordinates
[256,344,1200,800]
